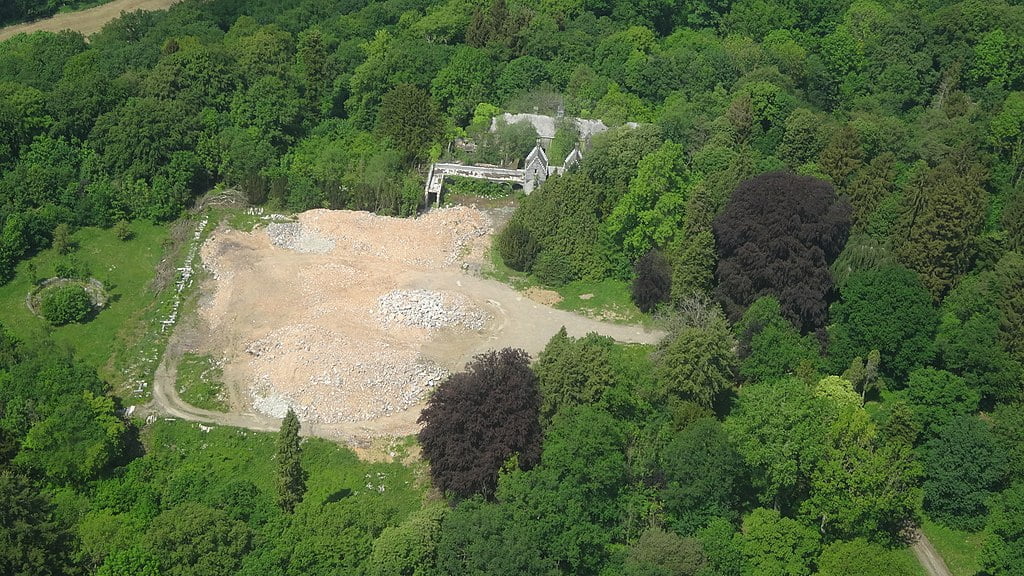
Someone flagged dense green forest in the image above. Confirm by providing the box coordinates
[1,0,1024,574]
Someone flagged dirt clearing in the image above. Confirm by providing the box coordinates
[160,205,662,440]
[0,0,183,42]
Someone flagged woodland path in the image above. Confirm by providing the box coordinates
[0,0,182,41]
[911,530,954,576]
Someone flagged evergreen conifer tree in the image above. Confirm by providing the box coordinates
[276,408,306,513]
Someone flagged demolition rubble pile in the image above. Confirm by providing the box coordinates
[198,206,492,424]
[374,289,489,331]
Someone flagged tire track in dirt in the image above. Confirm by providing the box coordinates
[911,530,954,576]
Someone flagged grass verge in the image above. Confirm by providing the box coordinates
[110,215,216,403]
[176,353,228,412]
[897,547,930,576]
[921,518,983,576]
[483,243,535,289]
[553,278,646,325]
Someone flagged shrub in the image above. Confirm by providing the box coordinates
[52,223,74,255]
[54,257,90,280]
[496,219,539,272]
[113,220,134,241]
[631,248,672,312]
[40,284,92,325]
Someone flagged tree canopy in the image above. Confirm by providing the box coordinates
[418,348,542,499]
[1,0,1023,573]
[713,171,851,334]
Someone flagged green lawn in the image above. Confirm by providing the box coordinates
[483,245,648,325]
[0,221,168,378]
[922,518,984,576]
[552,278,647,324]
[176,353,229,412]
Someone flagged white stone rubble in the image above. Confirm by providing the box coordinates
[374,289,489,331]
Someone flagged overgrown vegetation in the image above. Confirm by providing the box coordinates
[175,353,228,412]
[0,0,116,26]
[39,283,92,325]
[2,0,1023,574]
[0,221,168,383]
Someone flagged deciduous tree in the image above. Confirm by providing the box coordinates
[803,406,922,542]
[734,296,820,384]
[418,348,542,499]
[368,504,445,576]
[922,416,1006,531]
[496,406,628,574]
[605,141,692,264]
[980,483,1024,576]
[144,502,251,576]
[623,527,706,576]
[430,46,498,124]
[817,538,918,576]
[661,418,746,534]
[903,368,979,440]
[739,507,819,576]
[713,171,851,333]
[725,377,827,512]
[828,266,937,382]
[40,283,91,325]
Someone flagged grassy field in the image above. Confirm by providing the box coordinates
[922,518,983,576]
[483,245,648,324]
[137,418,427,513]
[176,353,228,412]
[0,214,222,404]
[113,215,217,402]
[0,221,168,376]
[553,278,646,324]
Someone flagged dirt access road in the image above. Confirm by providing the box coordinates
[911,530,954,576]
[0,0,182,42]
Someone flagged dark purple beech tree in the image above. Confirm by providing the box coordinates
[417,348,542,500]
[713,171,851,334]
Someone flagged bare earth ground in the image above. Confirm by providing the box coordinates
[911,530,954,576]
[0,0,182,42]
[150,206,664,447]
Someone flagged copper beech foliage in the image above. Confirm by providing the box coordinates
[417,348,542,500]
[713,171,851,334]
